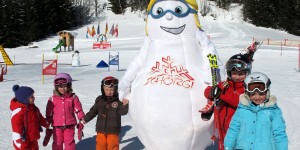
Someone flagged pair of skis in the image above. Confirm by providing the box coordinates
[200,54,219,121]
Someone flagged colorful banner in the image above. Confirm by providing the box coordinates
[92,25,96,37]
[109,24,115,36]
[105,22,108,36]
[97,24,100,35]
[87,27,92,36]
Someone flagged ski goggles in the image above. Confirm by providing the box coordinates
[148,0,197,19]
[226,59,250,72]
[54,78,68,85]
[103,79,118,87]
[246,82,268,93]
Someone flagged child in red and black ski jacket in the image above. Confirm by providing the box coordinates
[10,85,49,150]
[202,54,252,150]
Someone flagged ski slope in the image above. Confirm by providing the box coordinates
[1,8,300,149]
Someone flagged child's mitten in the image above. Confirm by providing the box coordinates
[43,128,53,146]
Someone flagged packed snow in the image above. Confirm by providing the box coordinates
[1,6,300,150]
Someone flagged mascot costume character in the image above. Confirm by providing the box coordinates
[119,0,225,149]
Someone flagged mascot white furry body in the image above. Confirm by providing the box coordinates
[119,0,225,149]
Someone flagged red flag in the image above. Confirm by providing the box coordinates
[42,59,58,75]
[115,24,118,37]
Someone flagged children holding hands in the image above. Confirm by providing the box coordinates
[44,73,85,150]
[10,85,50,150]
[81,76,129,150]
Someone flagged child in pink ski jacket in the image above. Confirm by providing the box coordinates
[45,73,85,150]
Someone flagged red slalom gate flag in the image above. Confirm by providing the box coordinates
[115,24,118,37]
[42,59,57,75]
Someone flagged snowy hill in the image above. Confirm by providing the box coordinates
[1,7,300,150]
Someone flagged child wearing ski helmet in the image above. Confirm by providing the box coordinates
[10,85,50,150]
[44,73,85,149]
[81,76,129,150]
[224,72,288,149]
[200,53,252,150]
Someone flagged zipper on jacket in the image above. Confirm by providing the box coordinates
[103,103,109,133]
[223,104,228,132]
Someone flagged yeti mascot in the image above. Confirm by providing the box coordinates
[119,0,225,149]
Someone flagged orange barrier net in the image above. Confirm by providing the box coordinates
[253,38,300,47]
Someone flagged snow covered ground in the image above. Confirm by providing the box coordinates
[1,7,300,150]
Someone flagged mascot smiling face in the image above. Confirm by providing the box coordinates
[147,0,200,39]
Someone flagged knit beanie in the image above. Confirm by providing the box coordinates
[12,85,34,104]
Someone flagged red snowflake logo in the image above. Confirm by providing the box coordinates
[145,56,195,89]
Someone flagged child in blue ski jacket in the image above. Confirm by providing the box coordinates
[224,72,288,150]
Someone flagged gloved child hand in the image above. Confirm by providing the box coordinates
[45,117,52,125]
[76,123,84,140]
[43,128,53,147]
[122,99,129,105]
[209,86,222,99]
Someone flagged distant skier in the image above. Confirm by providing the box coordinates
[224,72,288,150]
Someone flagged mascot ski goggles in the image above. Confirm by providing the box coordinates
[246,82,267,93]
[148,0,197,19]
[226,59,250,72]
[103,79,118,87]
[54,78,68,85]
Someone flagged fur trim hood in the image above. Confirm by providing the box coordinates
[239,93,277,107]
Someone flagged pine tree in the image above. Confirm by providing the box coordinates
[243,0,299,35]
[127,0,148,12]
[20,0,43,43]
[216,0,231,10]
[288,0,300,35]
[2,0,26,47]
[108,0,126,14]
[0,0,5,45]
